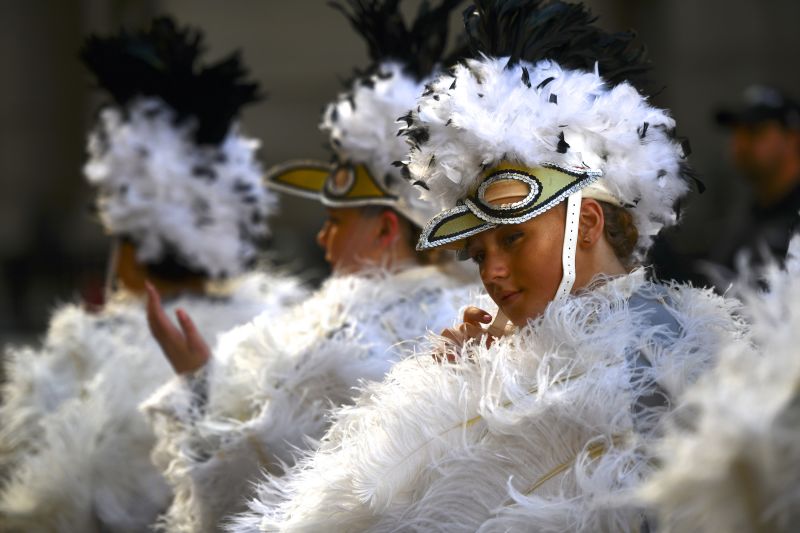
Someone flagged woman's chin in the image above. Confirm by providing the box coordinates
[503,301,546,328]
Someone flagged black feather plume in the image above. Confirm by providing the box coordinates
[329,0,466,81]
[80,16,261,145]
[463,0,651,92]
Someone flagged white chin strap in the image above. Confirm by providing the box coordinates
[555,190,582,301]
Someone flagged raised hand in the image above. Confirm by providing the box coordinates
[145,282,211,374]
[437,306,504,362]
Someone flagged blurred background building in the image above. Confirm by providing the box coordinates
[1,0,799,346]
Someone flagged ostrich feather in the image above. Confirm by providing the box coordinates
[228,271,744,532]
[141,265,481,533]
[0,271,306,532]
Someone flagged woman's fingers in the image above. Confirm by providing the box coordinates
[439,322,487,347]
[437,321,490,363]
[145,282,182,348]
[145,282,207,374]
[461,322,485,339]
[436,328,464,363]
[175,309,211,370]
[440,327,462,345]
[463,306,492,326]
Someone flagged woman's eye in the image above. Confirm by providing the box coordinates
[503,232,523,246]
[470,251,485,265]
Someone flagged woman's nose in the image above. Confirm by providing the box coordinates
[482,251,509,281]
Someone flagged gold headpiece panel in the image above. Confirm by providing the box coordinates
[265,160,397,207]
[417,162,603,250]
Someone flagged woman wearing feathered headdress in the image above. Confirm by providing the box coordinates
[229,2,748,531]
[0,17,306,532]
[139,2,476,531]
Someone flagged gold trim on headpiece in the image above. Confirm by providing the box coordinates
[264,160,397,207]
[416,162,604,250]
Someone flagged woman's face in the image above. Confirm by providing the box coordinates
[464,204,566,327]
[316,207,383,274]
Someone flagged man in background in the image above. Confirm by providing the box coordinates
[651,85,800,287]
[714,85,800,269]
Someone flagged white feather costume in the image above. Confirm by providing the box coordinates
[0,272,306,533]
[229,270,744,532]
[160,2,472,529]
[220,4,741,532]
[639,236,800,531]
[140,264,478,532]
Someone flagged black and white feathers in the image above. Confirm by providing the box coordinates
[462,0,649,91]
[330,0,464,82]
[81,16,260,146]
[321,0,465,227]
[141,265,480,533]
[0,273,306,533]
[81,17,275,278]
[401,0,694,258]
[228,272,745,532]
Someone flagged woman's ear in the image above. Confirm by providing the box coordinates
[377,209,402,247]
[577,198,605,250]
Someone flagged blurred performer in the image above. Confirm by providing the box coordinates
[650,86,800,288]
[141,1,474,531]
[229,2,746,531]
[714,85,800,269]
[641,236,800,532]
[0,18,305,533]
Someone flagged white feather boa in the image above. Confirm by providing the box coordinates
[639,236,800,532]
[229,271,744,532]
[0,271,305,532]
[140,264,480,533]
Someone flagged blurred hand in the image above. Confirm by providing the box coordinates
[145,282,211,374]
[436,306,498,363]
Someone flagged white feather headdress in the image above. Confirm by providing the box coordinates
[320,62,443,228]
[272,0,467,228]
[401,0,697,257]
[81,17,275,278]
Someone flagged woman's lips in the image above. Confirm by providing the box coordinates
[500,290,522,304]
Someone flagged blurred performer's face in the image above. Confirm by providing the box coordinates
[731,121,798,183]
[316,207,386,274]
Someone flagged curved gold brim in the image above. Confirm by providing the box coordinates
[416,163,601,251]
[264,160,330,200]
[417,204,494,250]
[264,160,397,208]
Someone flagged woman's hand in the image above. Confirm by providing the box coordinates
[436,307,499,362]
[145,282,211,374]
